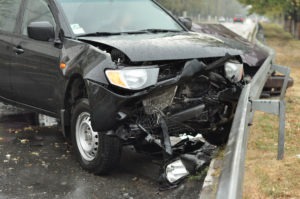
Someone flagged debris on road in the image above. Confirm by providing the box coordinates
[159,142,217,190]
[132,177,138,181]
[5,154,11,160]
[20,139,29,144]
[31,152,40,156]
[23,126,34,131]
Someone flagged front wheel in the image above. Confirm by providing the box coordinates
[71,99,122,174]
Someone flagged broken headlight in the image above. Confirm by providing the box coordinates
[159,158,189,190]
[224,61,244,83]
[165,159,190,183]
[105,68,159,90]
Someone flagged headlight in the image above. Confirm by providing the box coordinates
[225,61,244,83]
[105,68,159,90]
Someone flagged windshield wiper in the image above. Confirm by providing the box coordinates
[77,31,150,37]
[77,32,122,37]
[139,29,182,33]
[77,29,182,37]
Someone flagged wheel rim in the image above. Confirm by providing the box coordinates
[75,112,99,161]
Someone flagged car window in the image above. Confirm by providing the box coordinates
[57,0,183,35]
[0,0,22,33]
[22,0,56,36]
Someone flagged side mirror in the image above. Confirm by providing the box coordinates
[179,17,193,31]
[28,21,55,42]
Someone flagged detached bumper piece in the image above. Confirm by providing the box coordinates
[262,75,294,97]
[159,143,216,190]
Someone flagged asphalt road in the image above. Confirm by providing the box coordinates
[0,104,204,199]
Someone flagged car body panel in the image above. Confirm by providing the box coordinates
[87,80,138,131]
[62,39,114,85]
[192,23,269,67]
[78,32,242,62]
[0,33,13,99]
[11,35,61,113]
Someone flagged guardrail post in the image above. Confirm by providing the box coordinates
[251,99,285,160]
[273,65,290,160]
[251,64,290,160]
[278,100,285,160]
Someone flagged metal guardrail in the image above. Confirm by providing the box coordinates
[214,25,291,199]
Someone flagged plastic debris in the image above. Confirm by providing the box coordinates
[5,154,11,160]
[20,139,29,144]
[31,152,40,156]
[24,126,34,131]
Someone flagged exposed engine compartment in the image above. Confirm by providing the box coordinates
[102,56,246,152]
[135,68,241,138]
[88,42,245,149]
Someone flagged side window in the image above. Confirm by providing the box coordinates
[0,0,22,33]
[22,0,56,36]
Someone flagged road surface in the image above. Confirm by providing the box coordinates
[0,104,204,199]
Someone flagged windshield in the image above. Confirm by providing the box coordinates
[57,0,184,35]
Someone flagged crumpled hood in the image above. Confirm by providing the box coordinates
[78,32,243,62]
[192,23,269,67]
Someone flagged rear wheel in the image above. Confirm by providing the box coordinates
[71,99,122,174]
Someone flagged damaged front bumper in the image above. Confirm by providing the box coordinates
[87,80,143,132]
[87,79,220,188]
[87,56,241,133]
[86,57,245,189]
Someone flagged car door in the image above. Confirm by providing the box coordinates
[11,0,62,114]
[0,0,22,100]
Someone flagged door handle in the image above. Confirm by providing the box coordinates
[13,46,25,55]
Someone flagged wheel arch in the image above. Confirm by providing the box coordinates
[62,73,88,138]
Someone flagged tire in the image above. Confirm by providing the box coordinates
[71,98,122,174]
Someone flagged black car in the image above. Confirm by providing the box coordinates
[0,0,251,177]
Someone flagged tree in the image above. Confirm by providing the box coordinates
[157,0,246,18]
[238,0,300,38]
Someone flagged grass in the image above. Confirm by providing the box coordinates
[263,24,293,41]
[243,24,300,199]
[189,167,209,181]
